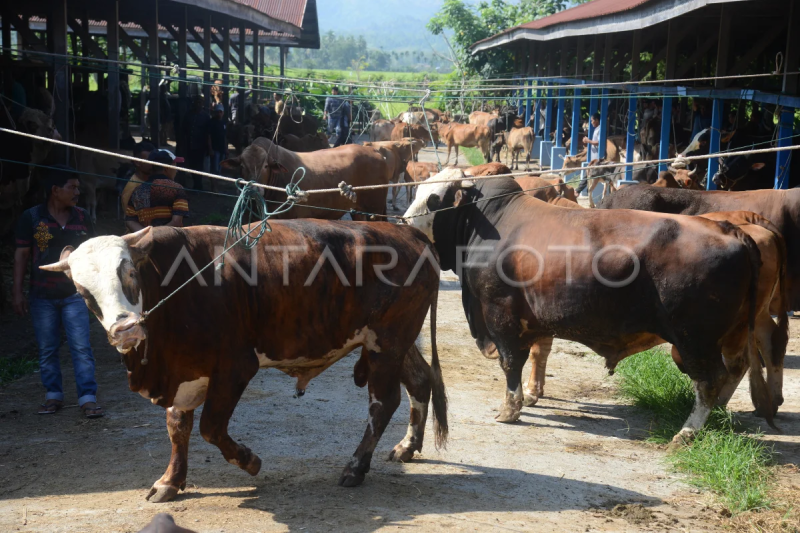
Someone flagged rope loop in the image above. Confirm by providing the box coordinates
[338,181,357,202]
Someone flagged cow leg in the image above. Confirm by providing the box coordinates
[391,179,398,211]
[494,338,527,423]
[339,351,402,487]
[147,408,194,503]
[669,351,727,450]
[523,337,553,407]
[199,362,261,476]
[588,180,597,208]
[389,344,430,463]
[757,313,785,412]
[454,145,459,165]
[444,145,451,165]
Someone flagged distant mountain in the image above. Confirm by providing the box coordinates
[316,0,450,52]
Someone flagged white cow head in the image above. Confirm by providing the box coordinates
[403,168,473,242]
[40,227,154,353]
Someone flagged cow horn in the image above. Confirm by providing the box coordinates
[40,258,70,272]
[688,166,698,177]
[462,180,475,188]
[123,226,153,247]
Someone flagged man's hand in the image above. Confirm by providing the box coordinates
[583,136,590,144]
[12,289,28,316]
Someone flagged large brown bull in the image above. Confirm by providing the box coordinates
[363,139,424,210]
[221,137,391,220]
[405,170,774,448]
[41,223,446,502]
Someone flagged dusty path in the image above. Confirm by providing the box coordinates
[2,264,797,532]
[1,139,798,532]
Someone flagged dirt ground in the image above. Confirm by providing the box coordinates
[0,143,798,533]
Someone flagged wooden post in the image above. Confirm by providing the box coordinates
[52,0,69,162]
[775,107,794,189]
[222,17,230,120]
[627,30,640,180]
[177,7,187,149]
[107,0,120,151]
[251,27,259,104]
[148,1,160,147]
[140,38,147,138]
[586,90,598,165]
[203,12,211,109]
[2,12,11,59]
[279,45,285,87]
[238,22,245,120]
[715,7,732,89]
[783,0,799,94]
[664,21,677,81]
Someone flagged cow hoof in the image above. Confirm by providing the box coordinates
[338,468,366,487]
[146,482,180,503]
[522,392,539,407]
[495,407,521,424]
[388,444,416,463]
[245,455,262,476]
[666,432,692,453]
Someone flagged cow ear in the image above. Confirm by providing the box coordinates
[751,162,766,171]
[39,245,74,274]
[721,130,736,143]
[453,188,475,207]
[220,158,241,171]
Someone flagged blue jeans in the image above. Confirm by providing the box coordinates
[210,151,223,175]
[29,293,97,406]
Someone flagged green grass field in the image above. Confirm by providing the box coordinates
[461,146,488,166]
[615,349,776,513]
[0,356,38,387]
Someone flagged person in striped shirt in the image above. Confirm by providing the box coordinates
[125,149,189,231]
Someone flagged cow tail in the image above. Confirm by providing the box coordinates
[768,223,790,372]
[429,284,449,449]
[735,227,776,429]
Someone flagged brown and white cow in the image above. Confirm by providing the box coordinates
[390,123,437,159]
[405,170,774,447]
[437,123,491,165]
[222,137,391,220]
[42,222,447,502]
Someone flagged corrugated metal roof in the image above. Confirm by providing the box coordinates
[234,0,308,28]
[520,0,652,30]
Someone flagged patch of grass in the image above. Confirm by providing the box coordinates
[460,146,486,167]
[615,348,775,514]
[198,213,229,226]
[0,356,38,386]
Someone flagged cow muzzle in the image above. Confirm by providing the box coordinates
[108,315,147,353]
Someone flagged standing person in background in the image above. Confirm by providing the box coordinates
[118,141,155,216]
[576,113,602,195]
[274,92,285,117]
[209,104,227,179]
[13,165,102,418]
[183,95,211,191]
[323,86,346,147]
[125,149,188,231]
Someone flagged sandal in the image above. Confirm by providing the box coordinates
[81,402,104,419]
[38,400,63,415]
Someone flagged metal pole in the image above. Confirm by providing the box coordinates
[222,17,230,120]
[177,9,187,152]
[107,0,120,151]
[625,96,637,181]
[775,107,794,189]
[555,88,565,148]
[599,89,609,159]
[251,27,258,105]
[544,84,553,137]
[658,97,672,172]
[706,99,723,190]
[586,89,598,165]
[238,22,245,120]
[203,12,211,109]
[570,89,581,156]
[524,78,532,128]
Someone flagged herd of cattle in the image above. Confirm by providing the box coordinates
[3,98,799,504]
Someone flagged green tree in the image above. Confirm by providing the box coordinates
[427,0,591,76]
